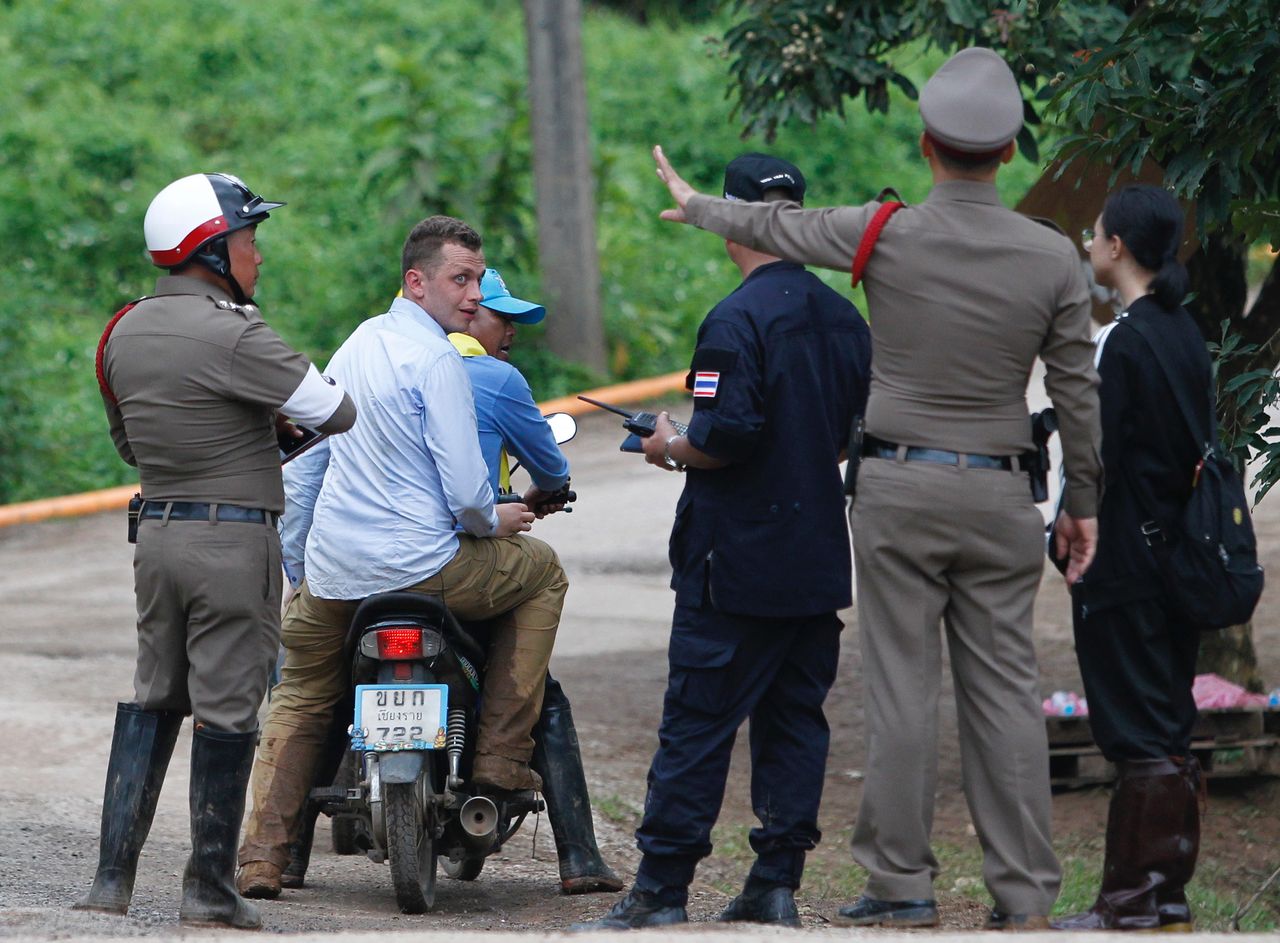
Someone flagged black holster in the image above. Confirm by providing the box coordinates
[1028,409,1057,503]
[127,493,142,544]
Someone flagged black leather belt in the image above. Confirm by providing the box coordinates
[863,435,1029,471]
[139,502,277,525]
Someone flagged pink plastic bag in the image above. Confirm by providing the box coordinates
[1192,673,1269,710]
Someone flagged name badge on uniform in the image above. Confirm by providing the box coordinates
[693,371,720,398]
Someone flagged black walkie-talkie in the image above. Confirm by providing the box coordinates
[577,395,688,452]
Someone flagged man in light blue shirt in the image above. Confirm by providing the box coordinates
[447,269,622,895]
[237,217,569,898]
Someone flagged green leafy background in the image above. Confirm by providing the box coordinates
[0,0,1043,502]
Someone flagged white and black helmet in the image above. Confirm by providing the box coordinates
[143,173,284,275]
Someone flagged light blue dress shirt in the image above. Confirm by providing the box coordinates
[460,353,570,496]
[280,297,498,598]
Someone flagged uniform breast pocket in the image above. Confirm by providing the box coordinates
[667,628,740,715]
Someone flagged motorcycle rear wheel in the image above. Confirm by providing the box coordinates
[385,781,437,913]
[441,853,484,882]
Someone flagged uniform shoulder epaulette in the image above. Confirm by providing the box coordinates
[1022,214,1067,237]
[212,297,260,319]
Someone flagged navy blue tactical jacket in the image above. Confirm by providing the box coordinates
[669,261,871,618]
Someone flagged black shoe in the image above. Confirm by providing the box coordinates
[569,888,687,931]
[178,727,261,931]
[835,895,939,927]
[74,704,182,916]
[718,885,801,927]
[531,676,624,895]
[987,909,1050,930]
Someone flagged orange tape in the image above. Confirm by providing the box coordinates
[0,370,691,528]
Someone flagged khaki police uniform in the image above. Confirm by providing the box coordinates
[681,50,1101,916]
[100,274,344,732]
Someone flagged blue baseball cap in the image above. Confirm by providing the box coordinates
[479,268,545,324]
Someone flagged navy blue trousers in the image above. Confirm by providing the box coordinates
[634,603,841,905]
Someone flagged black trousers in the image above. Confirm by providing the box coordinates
[634,604,841,903]
[1072,595,1199,761]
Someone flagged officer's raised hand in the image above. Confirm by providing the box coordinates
[652,145,699,224]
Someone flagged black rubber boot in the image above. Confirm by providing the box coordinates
[74,703,182,915]
[179,726,261,930]
[531,676,624,895]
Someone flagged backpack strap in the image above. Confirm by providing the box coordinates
[1116,316,1215,537]
[850,197,905,288]
[1119,317,1215,452]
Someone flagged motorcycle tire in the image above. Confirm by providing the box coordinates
[441,854,484,882]
[385,781,437,913]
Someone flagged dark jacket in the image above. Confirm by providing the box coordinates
[669,261,871,618]
[1074,295,1212,611]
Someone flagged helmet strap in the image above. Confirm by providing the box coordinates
[190,236,248,304]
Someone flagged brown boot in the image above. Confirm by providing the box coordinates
[236,861,283,900]
[1052,757,1193,931]
[1154,757,1202,931]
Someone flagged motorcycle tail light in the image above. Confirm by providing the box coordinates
[375,627,423,659]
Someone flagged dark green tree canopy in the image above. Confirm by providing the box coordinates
[721,0,1280,245]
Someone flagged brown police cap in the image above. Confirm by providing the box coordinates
[919,47,1023,154]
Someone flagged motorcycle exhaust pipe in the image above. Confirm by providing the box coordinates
[459,795,499,851]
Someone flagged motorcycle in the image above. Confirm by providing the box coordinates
[305,414,578,914]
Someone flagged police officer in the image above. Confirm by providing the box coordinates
[652,47,1102,929]
[77,173,356,930]
[574,154,871,930]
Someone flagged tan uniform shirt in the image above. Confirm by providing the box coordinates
[100,274,313,512]
[686,180,1102,517]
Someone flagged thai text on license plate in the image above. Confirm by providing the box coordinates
[353,684,449,749]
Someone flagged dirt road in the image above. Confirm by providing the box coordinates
[1,411,1277,938]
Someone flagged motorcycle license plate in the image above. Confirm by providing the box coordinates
[353,684,449,750]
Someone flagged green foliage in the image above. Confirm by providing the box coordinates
[1210,321,1280,505]
[1048,1,1280,247]
[0,0,941,502]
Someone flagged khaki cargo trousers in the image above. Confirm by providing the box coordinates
[239,532,565,870]
[849,456,1061,915]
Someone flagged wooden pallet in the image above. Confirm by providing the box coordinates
[1046,708,1280,789]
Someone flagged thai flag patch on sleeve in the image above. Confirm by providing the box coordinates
[693,371,720,398]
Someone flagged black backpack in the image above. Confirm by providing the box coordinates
[1121,317,1264,630]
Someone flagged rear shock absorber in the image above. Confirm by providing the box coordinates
[446,706,467,790]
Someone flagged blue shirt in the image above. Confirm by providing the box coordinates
[671,261,871,617]
[280,297,498,598]
[454,342,570,495]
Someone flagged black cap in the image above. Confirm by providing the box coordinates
[723,153,806,205]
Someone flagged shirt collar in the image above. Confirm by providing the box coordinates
[925,179,1004,207]
[154,274,235,302]
[447,332,488,357]
[742,259,804,285]
[388,295,448,340]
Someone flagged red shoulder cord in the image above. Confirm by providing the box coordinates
[95,299,145,406]
[850,201,905,288]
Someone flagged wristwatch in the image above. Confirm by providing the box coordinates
[663,435,686,472]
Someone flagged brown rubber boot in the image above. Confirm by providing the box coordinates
[1155,756,1203,931]
[1052,757,1191,931]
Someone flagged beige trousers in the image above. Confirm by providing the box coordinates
[849,456,1060,915]
[239,533,565,869]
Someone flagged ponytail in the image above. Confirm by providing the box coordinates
[1150,249,1190,309]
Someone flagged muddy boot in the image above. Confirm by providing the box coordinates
[531,677,623,895]
[74,704,182,915]
[280,803,318,890]
[1156,756,1203,931]
[1052,757,1188,931]
[179,727,261,930]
